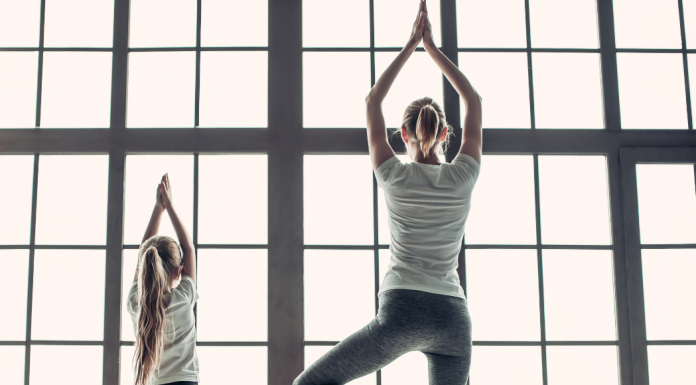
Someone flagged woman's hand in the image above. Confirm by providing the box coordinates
[408,1,427,46]
[422,0,435,48]
[155,177,165,211]
[159,173,174,211]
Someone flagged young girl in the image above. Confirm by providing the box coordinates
[127,174,199,385]
[293,1,482,384]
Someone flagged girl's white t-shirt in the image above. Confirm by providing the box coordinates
[127,275,200,385]
[375,154,480,299]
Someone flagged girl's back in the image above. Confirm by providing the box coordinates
[127,275,199,384]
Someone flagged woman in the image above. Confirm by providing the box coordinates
[127,174,199,385]
[293,1,482,384]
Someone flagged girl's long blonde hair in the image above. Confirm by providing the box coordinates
[134,236,182,385]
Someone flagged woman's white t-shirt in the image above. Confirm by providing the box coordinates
[127,275,200,384]
[375,154,480,299]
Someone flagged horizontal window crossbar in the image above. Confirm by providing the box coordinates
[0,47,113,52]
[0,245,106,250]
[641,244,696,249]
[647,340,696,345]
[119,341,267,346]
[128,47,268,52]
[123,244,268,250]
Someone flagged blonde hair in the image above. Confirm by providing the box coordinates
[133,236,182,385]
[402,97,450,158]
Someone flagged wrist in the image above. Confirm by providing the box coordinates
[406,38,420,50]
[154,204,165,213]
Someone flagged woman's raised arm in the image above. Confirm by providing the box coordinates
[421,0,482,164]
[365,1,427,171]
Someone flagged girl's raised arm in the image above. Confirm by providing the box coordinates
[133,178,167,283]
[365,1,427,172]
[421,0,482,164]
[160,173,196,282]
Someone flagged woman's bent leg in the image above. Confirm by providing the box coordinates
[293,318,408,385]
[424,352,471,385]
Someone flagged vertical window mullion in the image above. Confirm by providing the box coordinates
[597,0,621,131]
[678,0,693,129]
[34,0,46,129]
[533,154,548,385]
[24,154,40,385]
[525,0,536,130]
[194,0,202,128]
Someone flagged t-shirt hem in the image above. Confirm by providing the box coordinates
[378,285,466,300]
[156,374,200,384]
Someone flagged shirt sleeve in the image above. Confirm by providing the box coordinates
[374,156,401,189]
[451,153,481,186]
[175,275,199,307]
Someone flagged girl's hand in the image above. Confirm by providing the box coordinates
[422,0,435,48]
[408,1,427,46]
[159,173,174,211]
[155,179,165,210]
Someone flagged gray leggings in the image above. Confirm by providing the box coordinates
[293,289,472,385]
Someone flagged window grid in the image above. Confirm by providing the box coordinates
[2,1,696,385]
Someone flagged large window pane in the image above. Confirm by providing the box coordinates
[381,351,428,385]
[199,52,267,128]
[35,155,109,245]
[0,1,41,47]
[30,346,102,385]
[305,250,375,341]
[123,155,194,245]
[303,0,369,47]
[0,250,28,340]
[120,345,135,385]
[201,0,267,47]
[642,249,696,340]
[458,0,526,48]
[546,346,619,385]
[375,0,441,47]
[617,54,688,129]
[470,346,543,384]
[197,249,267,341]
[459,53,530,128]
[466,249,540,341]
[539,156,611,245]
[198,155,267,244]
[543,250,616,341]
[465,155,536,244]
[304,156,373,245]
[0,155,34,244]
[197,347,267,384]
[121,250,138,342]
[685,0,696,49]
[613,0,681,49]
[532,53,603,129]
[129,0,196,48]
[636,164,696,244]
[303,52,370,128]
[0,346,25,385]
[127,52,196,128]
[0,52,38,128]
[529,0,598,48]
[32,250,105,340]
[40,52,112,128]
[648,346,696,384]
[375,52,444,129]
[304,346,375,384]
[43,0,114,47]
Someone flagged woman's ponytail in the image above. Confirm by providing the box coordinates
[415,104,440,158]
[134,245,169,385]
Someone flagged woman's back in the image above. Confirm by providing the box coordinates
[376,153,480,299]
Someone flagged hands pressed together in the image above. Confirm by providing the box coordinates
[409,0,435,48]
[155,173,174,212]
